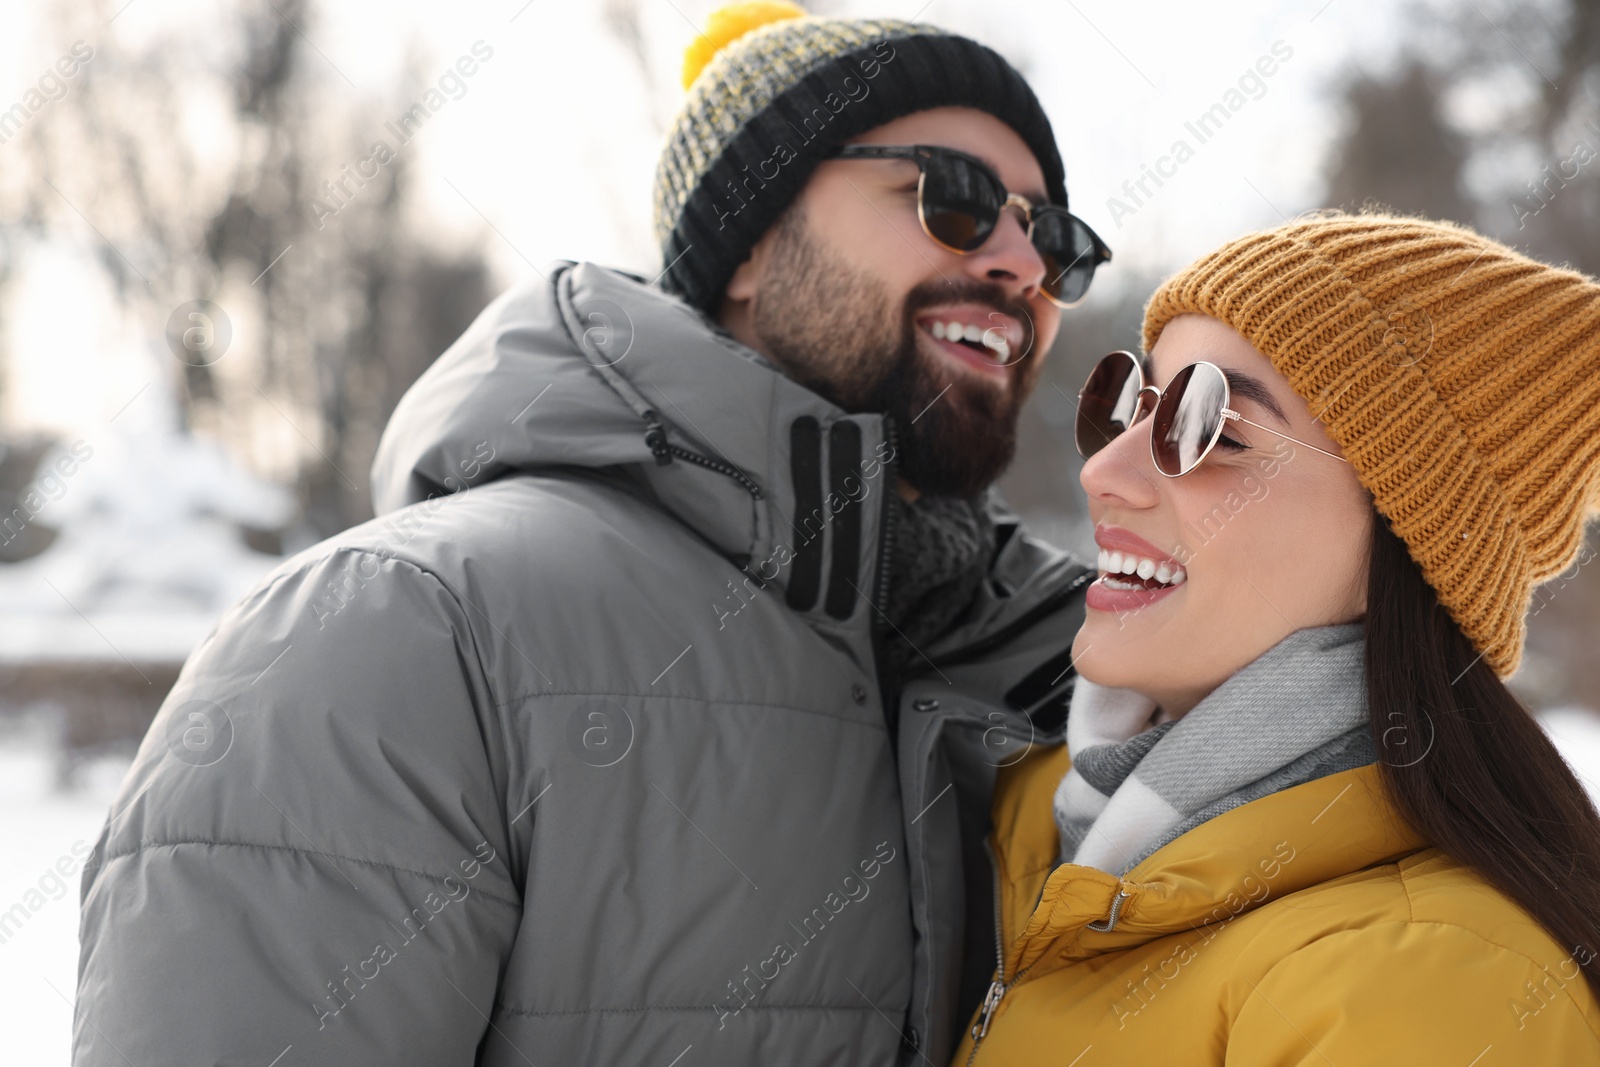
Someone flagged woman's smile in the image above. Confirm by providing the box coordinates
[1085,523,1188,612]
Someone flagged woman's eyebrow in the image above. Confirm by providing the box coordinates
[1143,355,1291,428]
[1221,369,1290,428]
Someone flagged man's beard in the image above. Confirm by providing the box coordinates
[747,206,1044,498]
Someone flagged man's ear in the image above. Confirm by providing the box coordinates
[715,227,774,336]
[723,200,803,317]
[724,234,769,306]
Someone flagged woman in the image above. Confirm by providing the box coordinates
[955,212,1600,1064]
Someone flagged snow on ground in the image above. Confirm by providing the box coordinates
[0,715,132,1067]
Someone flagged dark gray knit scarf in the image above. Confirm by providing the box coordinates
[879,492,994,681]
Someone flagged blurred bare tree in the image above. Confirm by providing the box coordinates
[0,0,494,540]
[1320,0,1600,710]
[1324,60,1476,223]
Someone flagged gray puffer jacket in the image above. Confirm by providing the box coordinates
[74,261,1091,1066]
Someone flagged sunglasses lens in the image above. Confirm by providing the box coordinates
[1033,212,1101,306]
[1075,352,1144,460]
[1150,363,1227,476]
[919,152,1004,251]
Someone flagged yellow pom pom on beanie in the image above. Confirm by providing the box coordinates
[1143,212,1600,678]
[681,1,808,90]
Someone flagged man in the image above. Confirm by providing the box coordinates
[74,5,1103,1065]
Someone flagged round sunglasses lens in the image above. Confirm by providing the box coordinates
[1034,214,1097,305]
[920,153,1004,251]
[1075,352,1144,459]
[1150,363,1228,475]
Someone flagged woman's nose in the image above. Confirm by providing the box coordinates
[1079,408,1162,511]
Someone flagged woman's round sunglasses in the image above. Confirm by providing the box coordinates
[1075,350,1350,477]
[827,143,1112,308]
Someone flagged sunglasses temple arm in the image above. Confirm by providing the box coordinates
[1230,412,1350,463]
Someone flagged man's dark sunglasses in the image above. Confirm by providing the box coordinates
[827,143,1112,308]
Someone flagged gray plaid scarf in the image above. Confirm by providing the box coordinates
[1054,622,1375,875]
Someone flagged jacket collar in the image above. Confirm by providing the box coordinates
[993,743,1428,980]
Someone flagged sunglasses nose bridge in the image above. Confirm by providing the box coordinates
[1134,383,1160,420]
[988,192,1064,304]
[1001,193,1034,228]
[999,195,1047,261]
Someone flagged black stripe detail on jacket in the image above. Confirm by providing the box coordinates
[1025,689,1072,735]
[929,564,1095,670]
[1004,645,1078,711]
[786,417,824,612]
[823,421,864,620]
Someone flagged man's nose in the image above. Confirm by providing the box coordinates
[959,205,1048,304]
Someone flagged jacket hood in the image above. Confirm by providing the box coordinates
[371,260,874,572]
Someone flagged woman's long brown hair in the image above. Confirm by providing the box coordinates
[1366,507,1600,1002]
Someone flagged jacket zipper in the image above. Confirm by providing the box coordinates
[872,415,900,618]
[966,867,1131,1064]
[642,408,764,500]
[871,416,900,721]
[667,444,763,499]
[1086,890,1130,932]
[966,838,1031,1066]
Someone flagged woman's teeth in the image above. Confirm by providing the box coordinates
[1096,548,1187,590]
[929,319,1011,362]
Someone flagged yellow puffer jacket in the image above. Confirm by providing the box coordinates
[954,743,1600,1065]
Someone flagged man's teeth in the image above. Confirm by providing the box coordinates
[983,330,1011,362]
[1096,547,1187,590]
[928,319,1011,362]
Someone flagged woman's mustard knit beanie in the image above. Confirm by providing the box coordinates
[1143,211,1600,679]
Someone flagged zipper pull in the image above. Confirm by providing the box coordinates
[971,978,1006,1042]
[642,410,672,466]
[1086,888,1130,932]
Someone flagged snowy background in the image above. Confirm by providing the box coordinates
[2,0,1598,1062]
